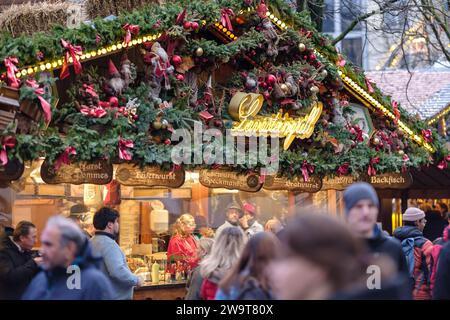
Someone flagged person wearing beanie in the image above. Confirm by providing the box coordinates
[393,207,434,300]
[215,203,243,240]
[344,182,408,276]
[240,202,263,239]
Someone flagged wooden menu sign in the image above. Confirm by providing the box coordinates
[263,175,322,192]
[116,164,185,188]
[40,159,113,185]
[321,175,356,191]
[0,158,24,181]
[199,169,263,192]
[368,172,412,189]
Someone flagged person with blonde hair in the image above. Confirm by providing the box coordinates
[200,226,245,300]
[167,214,198,274]
[185,237,214,300]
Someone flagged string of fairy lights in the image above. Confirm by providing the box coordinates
[3,7,435,153]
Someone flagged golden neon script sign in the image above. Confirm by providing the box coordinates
[228,92,323,150]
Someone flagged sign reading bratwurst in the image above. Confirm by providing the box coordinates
[116,164,185,188]
[41,159,113,185]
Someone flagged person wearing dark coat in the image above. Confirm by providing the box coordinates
[423,210,448,242]
[343,183,408,275]
[0,221,40,300]
[433,241,450,299]
[22,216,113,300]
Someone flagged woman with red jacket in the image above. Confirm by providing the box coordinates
[199,226,245,300]
[167,214,199,274]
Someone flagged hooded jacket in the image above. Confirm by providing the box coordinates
[366,225,408,275]
[433,241,450,299]
[22,240,113,300]
[430,226,450,294]
[0,235,39,300]
[393,226,433,300]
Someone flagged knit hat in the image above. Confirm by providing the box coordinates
[343,182,379,214]
[70,204,88,217]
[226,202,242,213]
[243,202,256,215]
[402,207,425,222]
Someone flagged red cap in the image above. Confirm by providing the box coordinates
[108,59,120,75]
[243,203,256,215]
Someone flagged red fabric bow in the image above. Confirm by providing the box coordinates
[60,39,83,80]
[337,163,349,176]
[392,100,400,125]
[437,155,450,170]
[220,8,235,32]
[83,84,98,98]
[4,57,20,88]
[336,55,346,67]
[301,160,315,182]
[25,80,52,123]
[123,24,140,45]
[365,77,375,94]
[80,106,107,118]
[350,125,364,142]
[54,146,76,171]
[368,157,380,176]
[119,138,134,160]
[421,129,433,143]
[0,136,16,166]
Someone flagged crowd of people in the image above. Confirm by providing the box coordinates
[1,182,450,300]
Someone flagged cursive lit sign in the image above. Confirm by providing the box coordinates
[228,92,323,150]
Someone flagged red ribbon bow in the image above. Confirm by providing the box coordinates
[25,80,52,123]
[119,137,134,160]
[337,163,349,176]
[60,39,83,80]
[4,57,20,88]
[301,160,315,182]
[123,24,140,45]
[368,157,380,176]
[392,100,400,125]
[80,106,107,118]
[421,129,433,143]
[0,136,16,166]
[365,77,375,94]
[220,8,235,32]
[55,146,76,171]
[437,155,450,170]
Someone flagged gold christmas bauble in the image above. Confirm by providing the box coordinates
[195,47,204,57]
[280,83,289,94]
[298,43,306,52]
[310,85,319,94]
[372,137,381,145]
[152,121,162,130]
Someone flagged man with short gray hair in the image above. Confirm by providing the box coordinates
[22,216,113,300]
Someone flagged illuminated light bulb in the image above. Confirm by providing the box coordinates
[68,57,74,63]
[52,62,58,68]
[106,47,112,52]
[27,68,33,74]
[132,40,138,45]
[91,51,97,57]
[226,31,231,35]
[21,69,27,76]
[266,11,271,16]
[277,20,282,25]
[137,38,142,44]
[58,59,63,65]
[223,27,228,32]
[85,53,91,59]
[202,20,206,25]
[101,48,107,54]
[40,64,46,71]
[117,43,123,50]
[215,22,220,27]
[281,23,286,28]
[269,14,275,19]
[45,63,52,70]
[33,67,38,72]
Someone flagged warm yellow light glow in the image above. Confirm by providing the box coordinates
[40,65,46,71]
[27,68,33,74]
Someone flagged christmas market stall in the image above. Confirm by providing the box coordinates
[1,0,449,299]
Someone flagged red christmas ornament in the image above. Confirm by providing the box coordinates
[119,107,125,113]
[164,139,171,145]
[172,55,183,65]
[109,96,119,108]
[133,114,139,120]
[191,22,199,30]
[267,74,277,86]
[183,21,192,29]
[176,74,185,81]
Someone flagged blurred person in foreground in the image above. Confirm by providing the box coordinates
[216,232,280,300]
[22,216,112,300]
[433,228,450,299]
[344,182,408,275]
[268,214,411,300]
[200,226,245,300]
[185,237,214,300]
